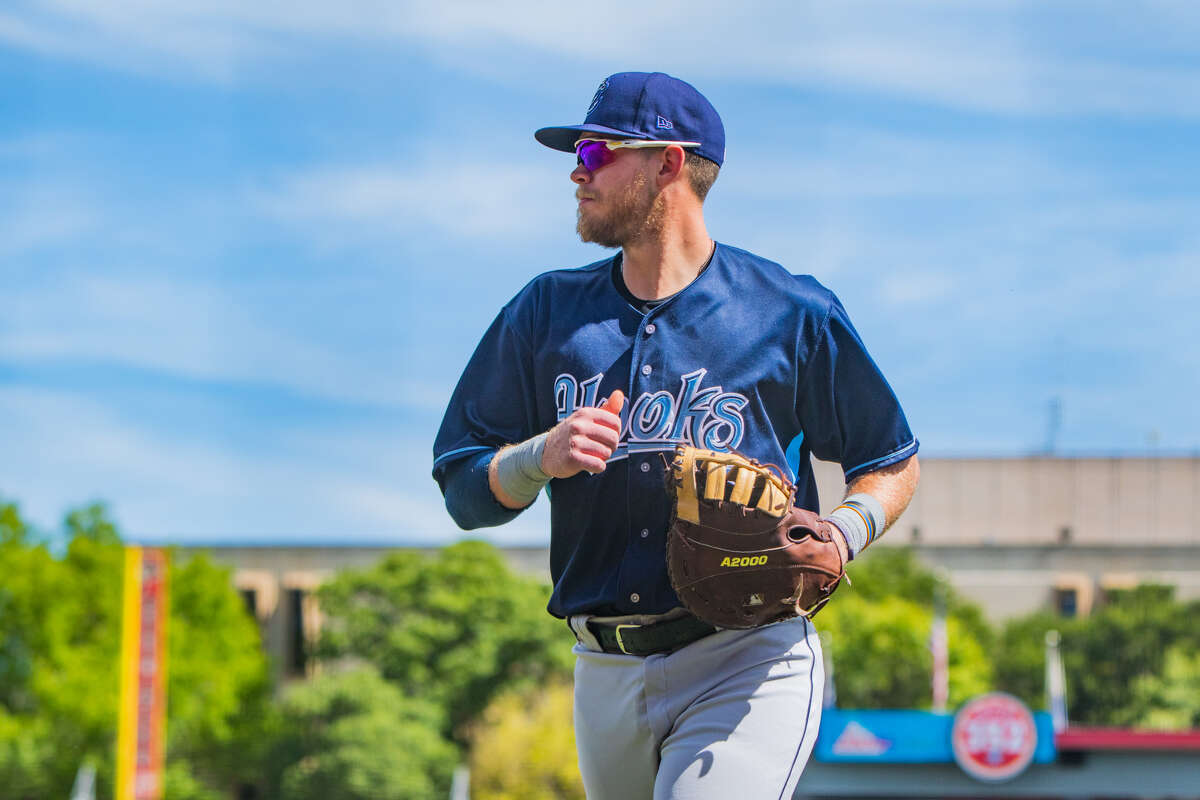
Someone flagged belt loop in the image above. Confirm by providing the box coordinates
[569,615,602,652]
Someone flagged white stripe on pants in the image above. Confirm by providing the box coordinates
[573,616,824,800]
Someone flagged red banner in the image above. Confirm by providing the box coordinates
[116,547,169,800]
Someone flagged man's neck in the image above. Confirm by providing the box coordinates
[620,217,713,301]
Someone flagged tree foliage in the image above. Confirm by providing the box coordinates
[0,501,128,797]
[819,546,994,709]
[840,545,994,652]
[0,500,273,799]
[468,680,583,800]
[314,540,575,744]
[1070,585,1200,726]
[165,551,276,798]
[993,610,1061,710]
[997,584,1200,728]
[1127,645,1200,730]
[265,666,457,800]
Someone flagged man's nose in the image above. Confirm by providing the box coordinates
[571,162,591,184]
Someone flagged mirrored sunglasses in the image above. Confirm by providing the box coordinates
[574,138,702,171]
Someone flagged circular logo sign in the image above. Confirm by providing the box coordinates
[951,693,1038,782]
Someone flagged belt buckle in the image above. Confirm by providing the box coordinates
[613,623,638,655]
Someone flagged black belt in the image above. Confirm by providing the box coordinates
[586,613,719,656]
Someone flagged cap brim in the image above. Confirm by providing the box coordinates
[534,123,652,153]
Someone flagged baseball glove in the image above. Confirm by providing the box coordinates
[666,445,847,629]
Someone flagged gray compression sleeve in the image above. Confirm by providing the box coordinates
[823,492,887,560]
[492,432,551,507]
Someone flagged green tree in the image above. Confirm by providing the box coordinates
[0,501,48,717]
[840,546,994,651]
[993,611,1063,710]
[468,680,583,800]
[1069,585,1199,726]
[265,666,457,800]
[996,584,1200,728]
[818,546,994,709]
[1127,645,1200,730]
[0,502,127,797]
[0,501,274,799]
[315,541,574,743]
[165,551,277,799]
[0,502,52,798]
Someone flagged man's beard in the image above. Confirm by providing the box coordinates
[576,171,665,248]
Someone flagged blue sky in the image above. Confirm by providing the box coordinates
[3,1,1198,545]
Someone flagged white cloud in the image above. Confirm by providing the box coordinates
[2,1,1197,116]
[252,158,573,244]
[275,424,553,544]
[0,180,99,258]
[703,124,1111,281]
[721,125,1097,200]
[0,132,82,160]
[878,270,957,307]
[0,385,481,542]
[2,273,444,411]
[320,479,551,546]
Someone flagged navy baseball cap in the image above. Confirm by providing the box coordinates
[535,72,725,167]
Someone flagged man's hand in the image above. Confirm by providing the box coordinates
[541,389,625,478]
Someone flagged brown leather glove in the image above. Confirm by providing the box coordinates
[666,445,847,629]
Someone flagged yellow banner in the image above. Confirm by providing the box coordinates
[115,547,169,800]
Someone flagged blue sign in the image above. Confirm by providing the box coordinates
[815,709,1056,765]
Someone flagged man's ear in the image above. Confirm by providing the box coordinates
[656,145,687,187]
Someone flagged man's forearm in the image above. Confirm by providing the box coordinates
[845,454,920,537]
[488,435,551,510]
[825,455,920,558]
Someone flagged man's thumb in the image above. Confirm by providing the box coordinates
[602,389,625,416]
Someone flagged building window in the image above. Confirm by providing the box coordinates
[1055,587,1078,618]
[240,589,258,619]
[288,588,307,676]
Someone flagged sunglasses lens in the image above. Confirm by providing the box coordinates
[575,140,611,171]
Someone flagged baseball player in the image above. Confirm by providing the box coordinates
[433,72,919,799]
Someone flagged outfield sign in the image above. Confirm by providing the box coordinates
[816,699,1054,782]
[116,547,169,800]
[951,692,1039,782]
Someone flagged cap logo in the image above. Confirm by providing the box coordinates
[656,115,674,130]
[587,79,609,116]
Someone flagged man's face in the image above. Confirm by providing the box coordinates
[572,138,665,248]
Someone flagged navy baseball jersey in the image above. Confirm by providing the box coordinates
[433,242,917,619]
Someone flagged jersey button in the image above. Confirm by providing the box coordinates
[630,593,641,604]
[645,323,656,335]
[641,364,652,376]
[639,462,650,473]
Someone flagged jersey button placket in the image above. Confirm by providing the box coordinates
[625,315,658,610]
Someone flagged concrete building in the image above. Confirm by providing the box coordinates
[179,455,1200,680]
[844,455,1200,620]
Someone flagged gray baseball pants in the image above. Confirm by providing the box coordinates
[571,615,824,800]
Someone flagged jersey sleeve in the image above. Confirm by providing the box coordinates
[796,293,918,482]
[432,301,541,526]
